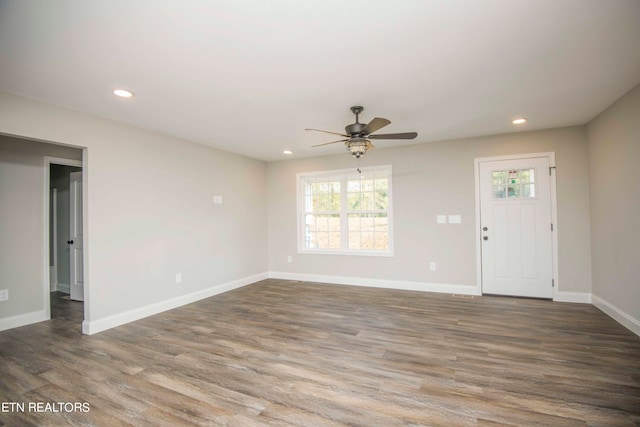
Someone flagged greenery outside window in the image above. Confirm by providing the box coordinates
[297,165,393,256]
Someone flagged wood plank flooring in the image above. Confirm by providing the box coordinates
[1,280,639,426]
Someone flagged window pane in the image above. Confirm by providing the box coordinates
[304,214,340,249]
[375,191,388,209]
[361,192,375,210]
[522,183,536,198]
[492,171,506,185]
[494,185,506,199]
[347,193,361,209]
[348,213,388,251]
[374,178,388,191]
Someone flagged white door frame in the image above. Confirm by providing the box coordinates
[44,156,84,322]
[50,187,58,292]
[474,152,559,299]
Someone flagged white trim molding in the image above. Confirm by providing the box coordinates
[592,294,640,337]
[553,291,592,304]
[0,310,48,332]
[81,272,268,335]
[269,271,481,296]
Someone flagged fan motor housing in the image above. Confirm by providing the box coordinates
[345,122,366,136]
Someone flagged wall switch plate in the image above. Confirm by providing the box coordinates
[287,255,292,263]
[213,195,223,204]
[0,289,8,301]
[437,215,447,224]
[448,215,461,224]
[429,262,436,271]
[175,273,183,284]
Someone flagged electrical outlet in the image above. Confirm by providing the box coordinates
[429,262,436,271]
[175,273,182,284]
[0,289,8,301]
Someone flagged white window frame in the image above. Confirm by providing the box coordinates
[297,165,394,257]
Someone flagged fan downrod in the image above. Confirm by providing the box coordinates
[350,106,364,122]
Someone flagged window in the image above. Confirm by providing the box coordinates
[492,168,536,199]
[298,165,393,256]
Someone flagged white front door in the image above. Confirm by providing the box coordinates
[479,156,553,298]
[69,171,84,301]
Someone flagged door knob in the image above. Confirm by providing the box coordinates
[67,240,74,244]
[483,236,488,241]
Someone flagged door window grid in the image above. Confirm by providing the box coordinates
[492,168,536,199]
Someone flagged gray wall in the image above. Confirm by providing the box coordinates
[0,135,82,318]
[0,91,268,328]
[268,126,592,296]
[587,83,640,323]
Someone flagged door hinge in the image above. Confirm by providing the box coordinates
[552,279,555,288]
[551,223,554,231]
[549,166,556,176]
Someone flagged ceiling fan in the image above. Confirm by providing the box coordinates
[306,106,418,158]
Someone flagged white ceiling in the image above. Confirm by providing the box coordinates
[1,0,639,162]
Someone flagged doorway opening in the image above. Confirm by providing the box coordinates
[47,158,84,325]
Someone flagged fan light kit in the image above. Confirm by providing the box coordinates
[306,106,417,158]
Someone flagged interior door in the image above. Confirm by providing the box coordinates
[479,156,553,298]
[69,171,84,301]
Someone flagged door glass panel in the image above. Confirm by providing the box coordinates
[491,168,536,200]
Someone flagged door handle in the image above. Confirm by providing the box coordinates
[67,240,74,244]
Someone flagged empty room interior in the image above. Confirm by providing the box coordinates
[1,1,639,426]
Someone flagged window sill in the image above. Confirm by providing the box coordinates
[297,248,394,257]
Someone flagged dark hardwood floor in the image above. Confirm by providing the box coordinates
[1,279,639,426]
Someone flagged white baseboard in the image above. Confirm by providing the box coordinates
[592,294,640,337]
[0,310,49,332]
[56,282,70,294]
[82,272,268,335]
[554,291,592,304]
[268,271,481,296]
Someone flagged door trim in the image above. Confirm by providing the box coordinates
[474,152,558,299]
[44,156,83,322]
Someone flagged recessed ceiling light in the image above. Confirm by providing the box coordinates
[113,89,134,98]
[512,118,527,124]
[283,150,293,155]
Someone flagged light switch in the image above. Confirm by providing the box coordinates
[437,215,447,224]
[448,215,461,224]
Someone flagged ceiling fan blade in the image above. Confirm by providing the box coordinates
[312,139,349,147]
[368,132,418,140]
[361,117,391,135]
[305,128,349,137]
